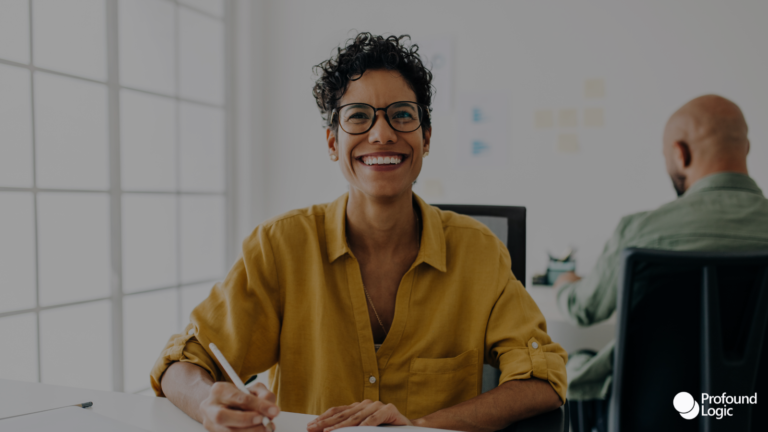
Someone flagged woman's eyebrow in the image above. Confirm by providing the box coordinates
[342,103,370,110]
[389,102,415,108]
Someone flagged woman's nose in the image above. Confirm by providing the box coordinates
[367,111,397,144]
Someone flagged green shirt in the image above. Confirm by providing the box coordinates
[557,172,768,400]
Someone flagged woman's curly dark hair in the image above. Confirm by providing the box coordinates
[312,33,433,132]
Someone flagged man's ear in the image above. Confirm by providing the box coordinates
[673,140,692,169]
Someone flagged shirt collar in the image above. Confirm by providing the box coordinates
[683,172,763,197]
[324,192,447,272]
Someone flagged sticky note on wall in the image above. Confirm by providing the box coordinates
[584,107,604,127]
[535,110,554,128]
[558,109,578,128]
[584,79,605,98]
[423,179,444,198]
[557,133,580,153]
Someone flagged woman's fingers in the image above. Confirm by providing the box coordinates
[323,402,383,432]
[209,382,281,419]
[203,403,265,429]
[308,401,373,432]
[247,382,277,403]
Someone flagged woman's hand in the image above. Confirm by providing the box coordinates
[199,381,280,432]
[306,400,412,432]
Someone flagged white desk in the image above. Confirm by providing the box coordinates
[527,285,615,354]
[0,379,316,432]
[0,379,568,432]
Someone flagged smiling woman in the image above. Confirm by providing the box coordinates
[152,32,567,432]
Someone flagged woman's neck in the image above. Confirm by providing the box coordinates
[345,187,419,258]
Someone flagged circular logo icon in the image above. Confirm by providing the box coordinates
[673,392,700,419]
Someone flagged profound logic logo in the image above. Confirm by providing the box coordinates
[673,391,758,420]
[673,392,699,419]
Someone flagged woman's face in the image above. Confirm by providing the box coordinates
[327,69,431,200]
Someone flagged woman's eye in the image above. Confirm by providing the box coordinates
[392,111,414,119]
[346,112,370,122]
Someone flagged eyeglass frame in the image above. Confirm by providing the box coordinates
[330,101,431,135]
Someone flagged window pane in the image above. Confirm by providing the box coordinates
[123,289,178,393]
[180,102,225,192]
[179,0,224,18]
[180,282,213,326]
[181,195,225,283]
[0,0,30,64]
[0,313,38,383]
[34,72,109,190]
[122,194,177,293]
[0,192,36,314]
[32,0,106,81]
[119,0,175,95]
[179,8,224,105]
[0,64,33,187]
[40,301,111,391]
[120,90,176,191]
[38,193,111,306]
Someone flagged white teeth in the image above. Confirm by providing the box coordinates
[362,155,403,165]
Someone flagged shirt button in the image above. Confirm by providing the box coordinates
[369,376,376,384]
[532,342,539,349]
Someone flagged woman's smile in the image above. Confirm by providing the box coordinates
[355,151,409,171]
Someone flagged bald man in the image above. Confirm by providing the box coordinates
[554,95,768,407]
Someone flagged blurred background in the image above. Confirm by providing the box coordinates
[1,0,767,395]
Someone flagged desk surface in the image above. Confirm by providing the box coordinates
[0,379,567,432]
[0,379,317,432]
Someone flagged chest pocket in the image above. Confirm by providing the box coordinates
[406,349,478,419]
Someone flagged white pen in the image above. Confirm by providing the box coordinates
[209,342,277,432]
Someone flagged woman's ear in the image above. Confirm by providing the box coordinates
[326,128,338,160]
[422,126,432,154]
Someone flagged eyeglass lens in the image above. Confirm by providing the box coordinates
[339,102,423,134]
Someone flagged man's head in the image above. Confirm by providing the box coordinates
[662,95,750,196]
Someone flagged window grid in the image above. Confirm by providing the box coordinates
[0,0,233,394]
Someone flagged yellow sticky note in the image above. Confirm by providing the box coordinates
[584,107,604,127]
[535,110,554,129]
[557,134,579,153]
[558,109,578,128]
[584,79,605,98]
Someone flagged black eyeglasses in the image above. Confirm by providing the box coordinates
[331,101,429,135]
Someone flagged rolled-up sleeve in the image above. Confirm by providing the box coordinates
[484,274,569,403]
[150,225,282,396]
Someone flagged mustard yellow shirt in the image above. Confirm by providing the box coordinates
[151,193,567,419]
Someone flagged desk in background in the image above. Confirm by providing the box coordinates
[527,285,615,355]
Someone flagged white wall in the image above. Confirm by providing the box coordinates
[251,0,768,283]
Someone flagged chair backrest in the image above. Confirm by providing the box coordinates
[610,248,768,432]
[432,204,526,284]
[432,204,526,394]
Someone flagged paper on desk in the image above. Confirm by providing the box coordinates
[338,426,454,432]
[0,406,149,432]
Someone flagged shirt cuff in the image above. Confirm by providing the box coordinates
[150,324,221,396]
[497,337,568,404]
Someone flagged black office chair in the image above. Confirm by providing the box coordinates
[433,204,526,393]
[432,204,526,286]
[610,248,768,432]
